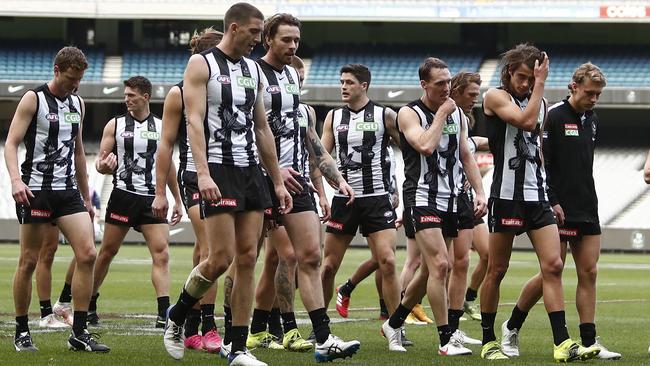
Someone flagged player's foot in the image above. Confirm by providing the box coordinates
[14,332,38,352]
[335,286,350,318]
[481,340,509,360]
[500,320,519,357]
[39,314,70,329]
[553,338,600,362]
[314,333,360,362]
[283,328,313,352]
[220,342,232,359]
[593,337,621,360]
[411,304,433,323]
[401,327,414,347]
[439,337,472,356]
[184,334,203,350]
[452,329,482,345]
[163,306,185,360]
[155,315,166,328]
[87,311,100,327]
[68,329,110,352]
[463,300,482,321]
[404,312,427,325]
[53,301,73,326]
[202,328,222,353]
[381,320,406,352]
[228,349,267,366]
[246,331,283,350]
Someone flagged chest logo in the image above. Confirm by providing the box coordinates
[336,124,349,132]
[64,112,81,124]
[121,131,134,138]
[237,76,256,89]
[45,113,59,123]
[442,124,459,135]
[285,84,300,95]
[266,85,281,94]
[564,124,579,137]
[140,131,160,140]
[217,75,231,84]
[356,122,379,131]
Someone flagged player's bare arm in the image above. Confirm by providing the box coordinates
[95,118,117,174]
[5,91,37,205]
[153,86,182,219]
[318,110,355,204]
[459,112,487,218]
[398,97,455,156]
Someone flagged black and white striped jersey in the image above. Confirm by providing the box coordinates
[298,102,313,180]
[258,60,308,177]
[202,47,261,167]
[400,100,464,212]
[386,145,397,196]
[21,84,82,191]
[112,113,162,196]
[174,81,195,173]
[486,90,547,202]
[331,101,390,197]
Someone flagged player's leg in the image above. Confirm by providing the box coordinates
[35,225,68,328]
[141,223,171,327]
[321,232,354,311]
[465,222,488,321]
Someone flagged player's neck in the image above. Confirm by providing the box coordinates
[217,39,243,61]
[130,106,150,122]
[567,96,586,114]
[421,96,441,113]
[347,95,369,112]
[47,80,69,100]
[261,54,285,71]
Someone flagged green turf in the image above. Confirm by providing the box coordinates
[0,243,649,365]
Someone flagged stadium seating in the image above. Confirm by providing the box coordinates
[0,46,103,82]
[307,44,484,85]
[121,49,188,83]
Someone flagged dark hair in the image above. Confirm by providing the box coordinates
[263,13,301,50]
[224,2,264,31]
[190,27,223,54]
[340,64,371,88]
[499,43,544,89]
[123,76,152,96]
[54,46,88,72]
[418,57,448,81]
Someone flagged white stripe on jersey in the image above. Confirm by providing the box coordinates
[298,103,312,180]
[175,83,196,173]
[203,48,260,167]
[113,114,162,196]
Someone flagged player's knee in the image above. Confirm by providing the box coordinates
[577,264,598,283]
[378,254,396,275]
[152,247,169,267]
[321,258,340,279]
[76,245,97,267]
[431,256,449,280]
[18,252,39,274]
[280,250,297,268]
[488,262,509,282]
[542,257,564,279]
[205,253,232,277]
[452,254,469,273]
[235,249,257,270]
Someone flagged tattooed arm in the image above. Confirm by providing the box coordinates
[305,105,331,221]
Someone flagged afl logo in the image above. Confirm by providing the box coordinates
[46,113,59,122]
[217,75,231,84]
[336,125,349,132]
[266,85,281,94]
[121,131,134,138]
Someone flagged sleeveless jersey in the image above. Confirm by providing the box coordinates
[486,89,547,202]
[202,47,261,167]
[21,84,82,191]
[331,101,390,197]
[298,103,313,180]
[175,81,195,172]
[401,99,464,212]
[113,113,162,196]
[258,60,308,176]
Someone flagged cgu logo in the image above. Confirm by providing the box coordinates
[356,122,378,131]
[285,84,299,95]
[237,76,256,89]
[45,113,59,122]
[298,117,308,127]
[64,112,81,124]
[217,75,231,84]
[266,85,281,94]
[442,124,458,135]
[140,131,160,140]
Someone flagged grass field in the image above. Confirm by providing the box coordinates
[0,243,649,365]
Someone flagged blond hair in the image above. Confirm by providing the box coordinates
[569,62,607,93]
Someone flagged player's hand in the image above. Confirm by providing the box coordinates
[534,52,550,83]
[281,168,303,194]
[337,178,355,206]
[198,174,221,202]
[463,180,471,192]
[439,97,457,116]
[318,195,331,222]
[274,184,293,215]
[390,192,400,209]
[170,199,183,226]
[152,194,169,220]
[96,150,117,174]
[395,215,403,229]
[473,194,488,218]
[84,198,95,222]
[11,178,34,206]
[552,204,565,226]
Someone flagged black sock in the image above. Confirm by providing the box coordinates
[465,287,478,302]
[281,312,297,332]
[379,298,388,315]
[448,308,464,333]
[481,312,497,345]
[89,293,99,313]
[169,289,200,325]
[506,305,528,331]
[184,308,201,338]
[269,308,283,337]
[579,323,596,347]
[223,306,233,345]
[250,308,270,334]
[59,282,72,303]
[388,304,411,329]
[438,324,453,346]
[201,304,216,334]
[40,300,53,318]
[73,311,87,335]
[15,315,29,337]
[157,296,170,319]
[548,311,570,346]
[230,326,248,353]
[308,308,331,344]
[338,279,356,297]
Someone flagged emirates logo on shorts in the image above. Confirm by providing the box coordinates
[31,209,52,218]
[559,228,578,237]
[326,221,343,230]
[420,215,441,223]
[110,213,129,223]
[192,193,200,200]
[211,198,237,207]
[501,218,524,227]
